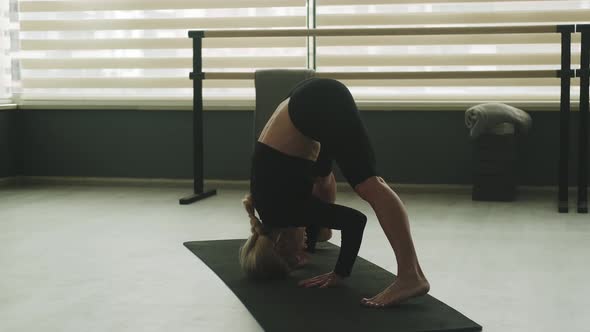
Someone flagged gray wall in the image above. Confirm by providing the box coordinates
[0,110,20,177]
[18,109,579,185]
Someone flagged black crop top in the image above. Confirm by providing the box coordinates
[250,141,315,221]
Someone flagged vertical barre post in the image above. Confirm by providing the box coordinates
[306,0,316,70]
[558,25,573,213]
[578,26,590,213]
[194,34,204,194]
[180,31,217,205]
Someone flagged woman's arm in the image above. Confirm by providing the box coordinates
[299,199,368,287]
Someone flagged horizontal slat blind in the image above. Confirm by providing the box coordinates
[19,0,304,11]
[0,0,12,103]
[14,0,588,109]
[316,0,586,104]
[17,0,307,103]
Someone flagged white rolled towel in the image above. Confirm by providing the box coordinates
[465,103,532,138]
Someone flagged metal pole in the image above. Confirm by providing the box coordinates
[203,25,559,38]
[194,34,204,194]
[578,25,590,213]
[557,25,573,213]
[202,70,560,80]
[307,0,316,71]
[180,31,217,205]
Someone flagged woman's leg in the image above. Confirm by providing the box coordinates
[307,145,336,246]
[305,180,335,249]
[355,176,429,307]
[289,78,429,305]
[312,171,336,242]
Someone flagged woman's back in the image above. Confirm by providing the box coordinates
[257,98,320,162]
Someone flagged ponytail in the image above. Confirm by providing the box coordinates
[243,194,266,236]
[238,194,290,280]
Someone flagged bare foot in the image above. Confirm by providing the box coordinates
[361,276,430,308]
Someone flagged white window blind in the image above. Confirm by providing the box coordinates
[316,0,587,108]
[17,0,307,108]
[0,0,12,104]
[14,0,590,109]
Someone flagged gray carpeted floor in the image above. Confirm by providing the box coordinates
[1,183,589,332]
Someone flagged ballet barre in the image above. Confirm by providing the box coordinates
[191,70,566,80]
[183,25,584,213]
[192,25,561,38]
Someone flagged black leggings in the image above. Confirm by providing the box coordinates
[270,195,367,278]
[287,77,378,188]
[286,78,378,277]
[253,79,379,277]
[251,141,368,277]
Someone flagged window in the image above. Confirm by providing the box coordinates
[315,0,587,108]
[14,0,589,109]
[0,0,13,104]
[17,0,307,109]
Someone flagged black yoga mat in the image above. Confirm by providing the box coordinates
[184,239,482,332]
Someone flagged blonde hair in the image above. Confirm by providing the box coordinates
[238,194,291,280]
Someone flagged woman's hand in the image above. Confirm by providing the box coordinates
[298,271,343,288]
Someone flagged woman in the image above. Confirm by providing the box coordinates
[239,78,430,308]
